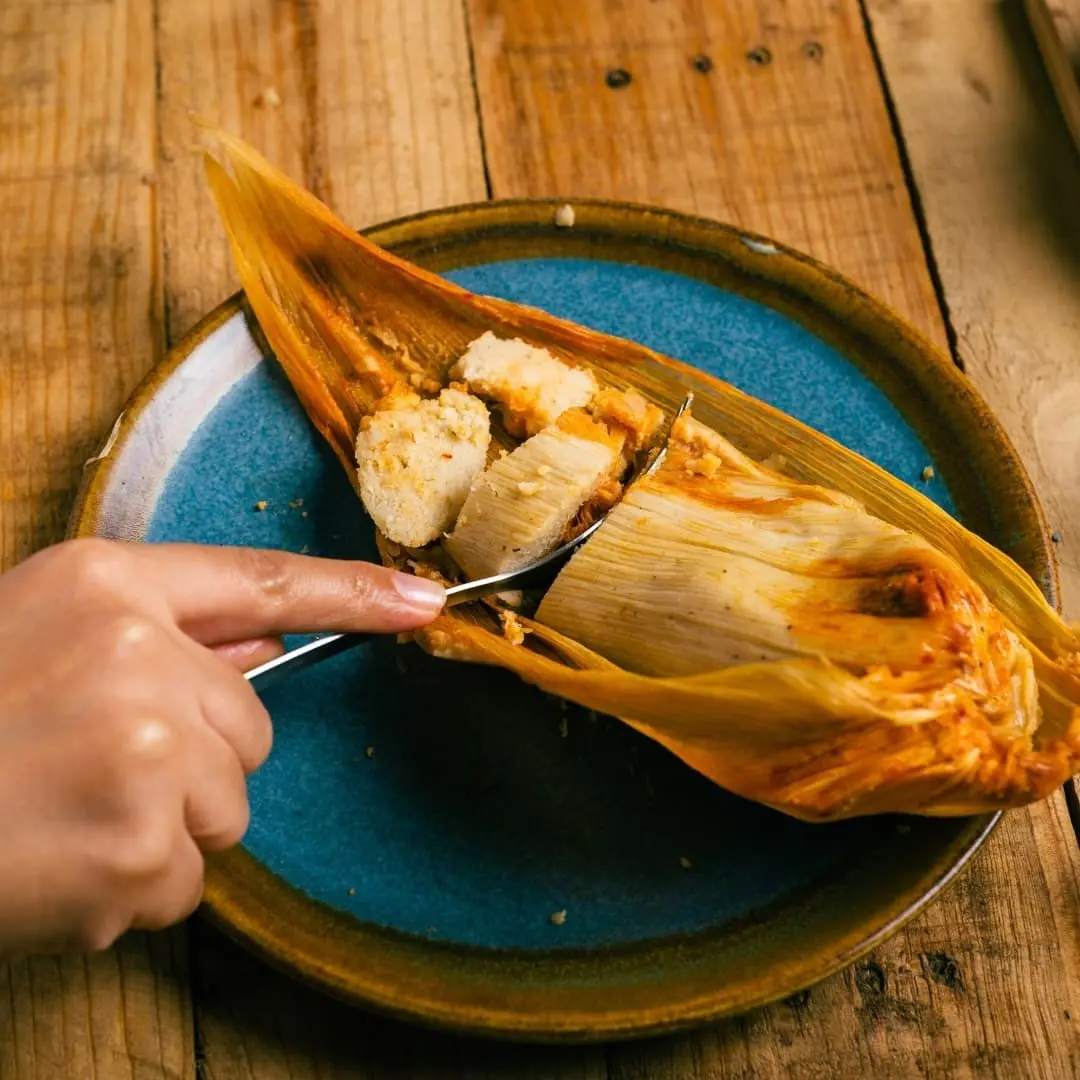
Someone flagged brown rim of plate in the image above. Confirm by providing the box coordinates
[69,198,1056,1043]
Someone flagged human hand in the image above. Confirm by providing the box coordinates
[0,539,444,957]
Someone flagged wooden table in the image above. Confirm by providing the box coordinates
[2,1,1080,1076]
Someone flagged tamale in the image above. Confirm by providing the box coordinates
[204,130,1080,822]
[445,408,625,580]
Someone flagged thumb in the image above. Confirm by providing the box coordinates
[129,543,445,645]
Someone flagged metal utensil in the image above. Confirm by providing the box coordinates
[245,392,693,692]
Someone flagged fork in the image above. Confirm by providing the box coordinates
[245,392,693,692]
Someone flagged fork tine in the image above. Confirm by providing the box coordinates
[638,390,694,483]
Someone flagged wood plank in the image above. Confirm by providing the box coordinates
[1045,0,1080,65]
[0,2,195,1079]
[1024,0,1080,155]
[467,0,948,350]
[0,0,161,568]
[155,0,487,341]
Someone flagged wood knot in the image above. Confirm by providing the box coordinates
[691,54,713,74]
[855,960,886,999]
[605,68,632,89]
[746,46,772,66]
[802,41,824,61]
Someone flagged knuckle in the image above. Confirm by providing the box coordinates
[78,915,128,953]
[245,699,274,772]
[204,654,275,773]
[103,819,176,881]
[134,844,205,931]
[202,798,250,853]
[239,548,295,608]
[101,613,160,666]
[173,862,206,922]
[110,713,180,770]
[345,568,381,610]
[59,538,129,598]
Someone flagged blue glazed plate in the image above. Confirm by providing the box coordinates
[71,201,1050,1042]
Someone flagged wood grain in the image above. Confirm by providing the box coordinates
[0,0,161,568]
[1024,0,1080,156]
[466,0,947,349]
[0,2,194,1078]
[1,934,193,1080]
[154,0,487,341]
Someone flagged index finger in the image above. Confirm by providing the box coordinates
[128,543,445,645]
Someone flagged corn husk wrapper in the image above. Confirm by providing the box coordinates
[205,131,1080,821]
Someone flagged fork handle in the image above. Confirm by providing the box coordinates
[245,632,366,693]
[242,574,488,692]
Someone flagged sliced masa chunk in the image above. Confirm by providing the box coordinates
[355,389,490,547]
[450,331,598,438]
[444,409,625,580]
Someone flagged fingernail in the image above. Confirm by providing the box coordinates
[391,571,446,613]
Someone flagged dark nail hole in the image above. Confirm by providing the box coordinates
[802,40,824,61]
[923,952,965,992]
[746,45,772,66]
[691,54,713,74]
[605,68,632,89]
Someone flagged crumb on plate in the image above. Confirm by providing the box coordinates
[554,203,575,228]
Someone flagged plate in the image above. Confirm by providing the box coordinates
[70,200,1053,1042]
